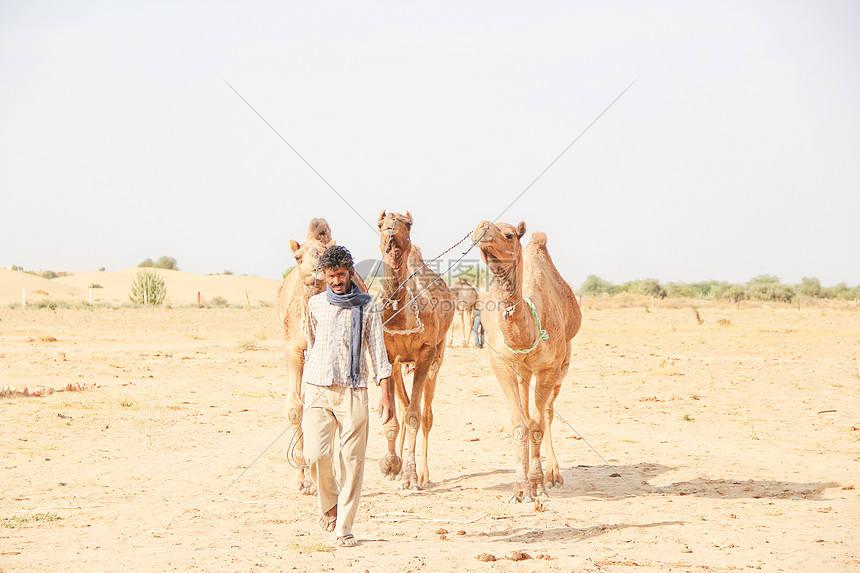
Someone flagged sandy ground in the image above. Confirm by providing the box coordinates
[1,303,859,572]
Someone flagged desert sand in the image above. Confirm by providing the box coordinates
[1,296,859,571]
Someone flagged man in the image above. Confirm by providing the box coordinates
[471,308,484,349]
[301,245,393,547]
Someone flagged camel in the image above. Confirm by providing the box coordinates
[447,278,479,348]
[275,218,337,494]
[377,211,454,489]
[471,220,581,502]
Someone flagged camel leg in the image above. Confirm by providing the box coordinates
[401,348,433,490]
[543,381,563,489]
[529,369,565,498]
[544,348,570,489]
[283,344,314,494]
[490,356,532,502]
[394,365,410,479]
[418,344,444,486]
[379,363,403,479]
[461,312,469,348]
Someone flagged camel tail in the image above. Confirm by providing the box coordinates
[529,232,548,248]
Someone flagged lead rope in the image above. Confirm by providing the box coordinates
[502,297,549,354]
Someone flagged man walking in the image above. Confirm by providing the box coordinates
[301,245,393,547]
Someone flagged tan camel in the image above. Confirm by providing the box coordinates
[447,278,479,348]
[472,220,581,502]
[377,211,454,489]
[275,218,336,494]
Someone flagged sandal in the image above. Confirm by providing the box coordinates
[337,534,357,547]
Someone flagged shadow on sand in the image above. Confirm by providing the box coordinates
[487,520,685,544]
[430,462,840,501]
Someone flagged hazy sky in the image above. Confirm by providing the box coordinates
[2,1,858,286]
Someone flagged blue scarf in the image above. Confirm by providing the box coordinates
[326,281,372,388]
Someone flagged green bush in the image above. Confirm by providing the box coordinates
[138,256,178,270]
[665,282,699,298]
[690,280,721,298]
[129,269,166,305]
[283,266,295,279]
[797,277,821,298]
[580,274,615,296]
[630,278,665,297]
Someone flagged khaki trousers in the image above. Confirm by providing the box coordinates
[302,384,369,538]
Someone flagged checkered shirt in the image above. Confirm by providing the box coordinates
[302,292,392,388]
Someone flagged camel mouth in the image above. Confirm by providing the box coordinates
[472,226,494,246]
[302,273,322,286]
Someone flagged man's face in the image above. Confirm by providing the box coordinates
[325,266,352,294]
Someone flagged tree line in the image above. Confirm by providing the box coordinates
[579,274,860,303]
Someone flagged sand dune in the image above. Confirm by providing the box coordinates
[0,269,88,305]
[1,268,282,306]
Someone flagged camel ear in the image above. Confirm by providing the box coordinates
[378,211,387,228]
[516,221,527,239]
[326,239,336,248]
[289,239,300,253]
[405,210,413,225]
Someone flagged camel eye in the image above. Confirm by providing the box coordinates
[294,254,303,263]
[504,233,514,240]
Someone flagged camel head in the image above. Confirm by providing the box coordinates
[289,237,336,289]
[471,220,526,290]
[378,210,413,272]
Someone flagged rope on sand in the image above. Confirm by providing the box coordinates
[370,512,489,524]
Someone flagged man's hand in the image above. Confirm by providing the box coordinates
[378,377,393,425]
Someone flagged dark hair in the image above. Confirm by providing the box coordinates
[319,245,354,271]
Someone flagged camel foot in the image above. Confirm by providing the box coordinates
[379,453,402,478]
[299,481,317,496]
[400,467,421,490]
[529,482,549,499]
[544,467,564,489]
[418,470,430,488]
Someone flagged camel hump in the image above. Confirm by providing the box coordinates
[529,232,547,248]
[307,218,332,243]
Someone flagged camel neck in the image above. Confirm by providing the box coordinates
[381,262,409,305]
[488,265,523,311]
[488,267,537,347]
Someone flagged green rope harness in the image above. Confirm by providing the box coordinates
[503,297,549,354]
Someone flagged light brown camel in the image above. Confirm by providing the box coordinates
[377,211,454,489]
[472,220,582,502]
[275,218,343,494]
[447,278,479,348]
